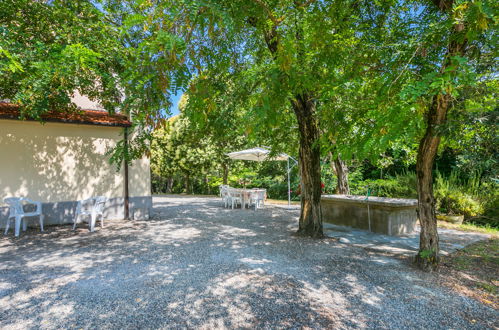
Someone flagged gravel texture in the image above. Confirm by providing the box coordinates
[0,195,497,329]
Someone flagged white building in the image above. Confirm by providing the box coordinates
[0,100,152,227]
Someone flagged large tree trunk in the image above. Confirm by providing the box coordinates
[204,176,210,194]
[252,7,323,238]
[222,162,229,185]
[330,154,350,195]
[184,174,190,194]
[414,94,449,271]
[166,177,174,193]
[415,1,467,270]
[292,94,323,238]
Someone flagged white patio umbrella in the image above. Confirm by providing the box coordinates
[227,147,297,206]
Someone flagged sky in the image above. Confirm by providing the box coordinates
[169,91,183,117]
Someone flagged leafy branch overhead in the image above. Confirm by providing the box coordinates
[0,0,496,267]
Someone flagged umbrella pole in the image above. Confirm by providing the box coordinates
[287,157,291,207]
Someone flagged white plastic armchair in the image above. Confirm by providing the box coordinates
[73,196,107,232]
[249,189,266,210]
[227,189,242,209]
[219,185,230,208]
[4,197,44,237]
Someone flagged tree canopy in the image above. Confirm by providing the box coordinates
[1,0,496,270]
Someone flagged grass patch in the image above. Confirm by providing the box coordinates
[478,282,497,295]
[439,238,499,309]
[266,198,300,205]
[438,220,499,237]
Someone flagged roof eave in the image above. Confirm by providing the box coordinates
[0,114,132,128]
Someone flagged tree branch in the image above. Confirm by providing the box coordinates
[294,0,317,8]
[250,0,281,25]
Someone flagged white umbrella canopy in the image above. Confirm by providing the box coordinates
[227,147,289,161]
[227,147,296,207]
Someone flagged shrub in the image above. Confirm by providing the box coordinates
[349,171,417,198]
[435,191,484,217]
[472,181,499,227]
[434,170,489,220]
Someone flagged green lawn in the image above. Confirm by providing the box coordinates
[438,221,499,237]
[440,238,498,309]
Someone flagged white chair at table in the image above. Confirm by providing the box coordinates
[4,197,44,237]
[219,185,230,208]
[73,196,107,232]
[249,189,266,210]
[227,188,242,209]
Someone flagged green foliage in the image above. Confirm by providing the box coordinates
[419,248,437,260]
[444,108,498,177]
[436,190,483,218]
[0,47,23,73]
[1,0,496,239]
[108,127,151,170]
[453,222,499,235]
[0,0,191,165]
[479,183,499,227]
[0,1,124,116]
[350,172,418,199]
[151,115,219,192]
[434,170,498,227]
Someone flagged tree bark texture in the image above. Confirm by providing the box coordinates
[292,94,324,238]
[184,174,190,194]
[415,0,467,271]
[331,155,350,195]
[222,162,229,185]
[166,177,174,193]
[414,94,449,271]
[204,176,210,194]
[252,8,323,238]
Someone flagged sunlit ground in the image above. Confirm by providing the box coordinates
[0,196,496,329]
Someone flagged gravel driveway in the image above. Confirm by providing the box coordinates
[0,196,497,329]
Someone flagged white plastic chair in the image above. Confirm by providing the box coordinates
[219,185,230,208]
[249,189,266,210]
[4,197,44,237]
[227,189,242,209]
[73,196,107,232]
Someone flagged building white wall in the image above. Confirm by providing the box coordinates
[70,90,105,110]
[0,119,151,224]
[128,133,151,199]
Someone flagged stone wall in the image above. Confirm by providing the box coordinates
[321,195,418,236]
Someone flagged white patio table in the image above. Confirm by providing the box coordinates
[228,188,266,209]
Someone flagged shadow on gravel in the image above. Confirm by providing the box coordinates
[0,196,495,329]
